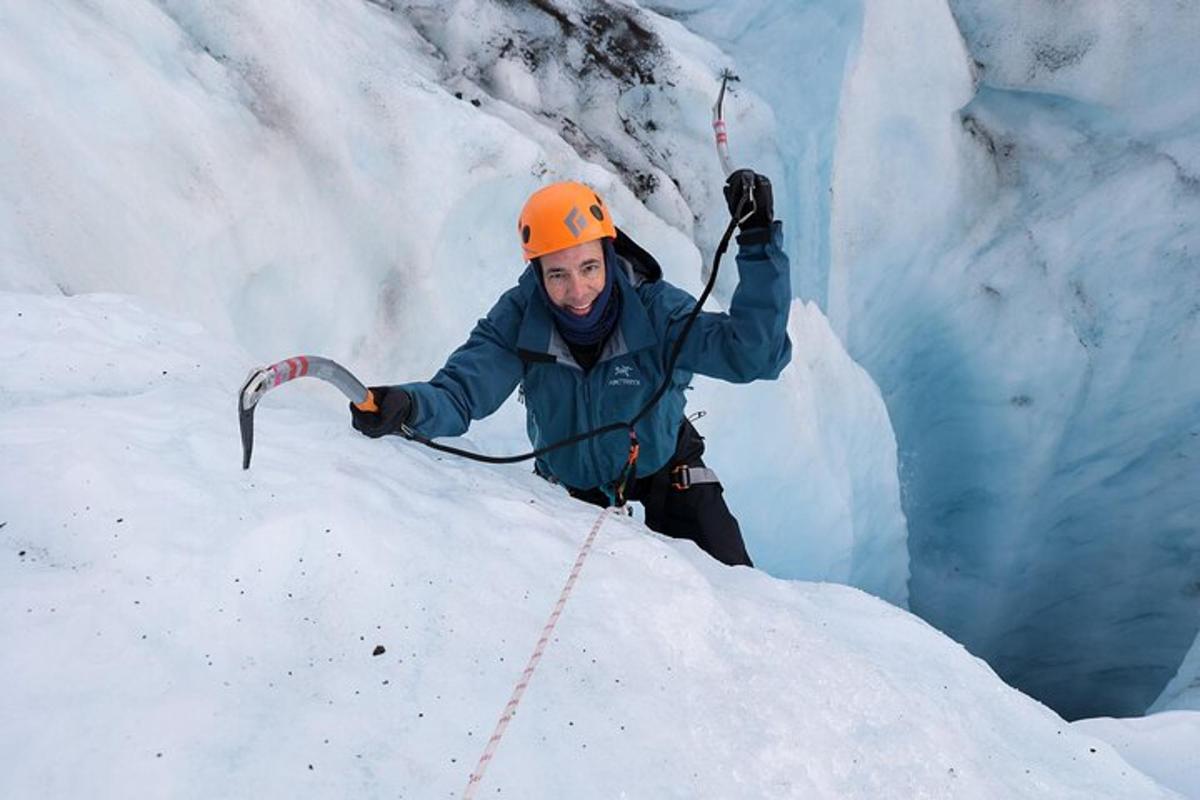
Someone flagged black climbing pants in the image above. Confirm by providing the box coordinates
[567,420,753,567]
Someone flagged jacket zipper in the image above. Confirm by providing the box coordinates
[579,370,607,488]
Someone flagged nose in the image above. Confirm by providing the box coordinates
[564,273,587,301]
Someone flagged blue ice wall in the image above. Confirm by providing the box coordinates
[830,1,1200,718]
[659,0,1200,719]
[646,0,863,309]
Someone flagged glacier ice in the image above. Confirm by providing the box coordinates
[660,0,1200,722]
[825,0,1200,718]
[695,300,909,606]
[3,0,1197,728]
[1152,630,1200,713]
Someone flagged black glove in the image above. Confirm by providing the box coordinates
[350,385,414,439]
[723,169,773,231]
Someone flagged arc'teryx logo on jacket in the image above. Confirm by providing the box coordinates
[608,364,640,387]
[399,224,792,492]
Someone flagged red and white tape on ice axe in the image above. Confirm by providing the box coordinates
[712,68,738,177]
[238,355,377,470]
[462,507,613,799]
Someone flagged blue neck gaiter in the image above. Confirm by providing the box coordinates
[537,238,622,347]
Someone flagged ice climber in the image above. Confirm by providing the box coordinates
[350,174,791,566]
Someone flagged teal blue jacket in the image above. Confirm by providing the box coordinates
[402,223,792,491]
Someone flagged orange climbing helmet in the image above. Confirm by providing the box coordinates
[517,181,617,261]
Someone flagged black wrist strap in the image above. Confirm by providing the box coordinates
[735,225,772,245]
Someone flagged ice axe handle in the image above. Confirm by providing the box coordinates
[355,389,378,413]
[712,69,737,177]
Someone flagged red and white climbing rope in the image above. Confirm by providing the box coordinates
[462,507,613,799]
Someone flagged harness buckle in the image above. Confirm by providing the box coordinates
[671,464,691,491]
[614,429,640,507]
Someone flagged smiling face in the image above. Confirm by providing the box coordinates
[539,239,607,316]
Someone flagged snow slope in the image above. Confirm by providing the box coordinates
[0,290,1176,799]
[1073,712,1200,800]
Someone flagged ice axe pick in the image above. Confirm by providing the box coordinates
[238,356,377,469]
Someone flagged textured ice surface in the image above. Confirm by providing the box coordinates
[644,0,862,308]
[0,290,1174,798]
[662,0,1200,721]
[824,0,1200,718]
[696,300,908,605]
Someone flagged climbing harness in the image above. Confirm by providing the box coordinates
[613,430,641,506]
[670,465,721,492]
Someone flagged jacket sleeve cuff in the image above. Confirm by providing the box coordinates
[397,382,429,431]
[735,221,779,246]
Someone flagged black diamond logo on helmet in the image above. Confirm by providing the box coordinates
[564,206,589,238]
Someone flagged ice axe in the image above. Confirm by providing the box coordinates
[238,356,377,469]
[711,67,739,177]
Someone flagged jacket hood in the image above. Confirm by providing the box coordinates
[612,227,662,285]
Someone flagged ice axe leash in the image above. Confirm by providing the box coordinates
[396,200,743,502]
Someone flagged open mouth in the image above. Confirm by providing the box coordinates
[566,301,594,316]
